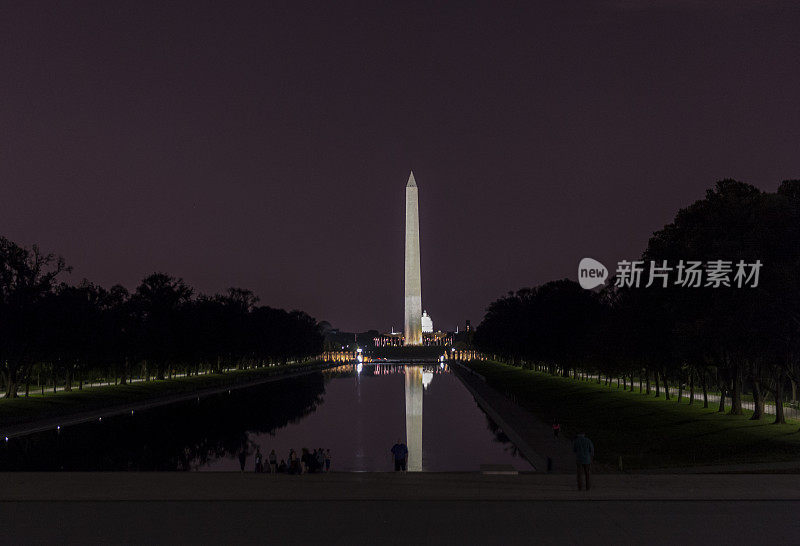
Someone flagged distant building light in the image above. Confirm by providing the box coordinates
[422,311,433,333]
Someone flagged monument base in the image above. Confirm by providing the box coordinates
[367,345,450,362]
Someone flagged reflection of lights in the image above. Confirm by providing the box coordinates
[357,354,363,363]
[422,371,433,389]
[356,363,363,374]
[440,363,444,370]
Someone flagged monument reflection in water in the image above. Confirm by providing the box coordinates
[0,364,531,472]
[200,362,530,472]
[405,366,423,471]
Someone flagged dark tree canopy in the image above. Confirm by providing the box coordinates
[0,241,324,398]
[475,179,800,423]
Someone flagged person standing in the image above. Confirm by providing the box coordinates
[552,419,561,439]
[269,449,277,474]
[390,439,408,472]
[315,448,325,473]
[325,448,331,472]
[573,432,594,490]
[254,448,263,473]
[238,449,247,473]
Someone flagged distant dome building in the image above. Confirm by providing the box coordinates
[421,311,433,333]
[373,313,453,347]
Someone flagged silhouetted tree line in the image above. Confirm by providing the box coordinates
[0,241,323,398]
[475,179,800,423]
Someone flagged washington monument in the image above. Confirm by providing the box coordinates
[404,171,422,345]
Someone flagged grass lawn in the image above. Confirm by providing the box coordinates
[0,361,328,430]
[467,360,800,470]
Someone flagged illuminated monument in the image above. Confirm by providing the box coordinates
[404,171,423,345]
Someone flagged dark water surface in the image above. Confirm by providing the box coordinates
[0,364,532,471]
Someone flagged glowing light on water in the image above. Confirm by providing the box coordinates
[356,363,363,374]
[405,367,423,471]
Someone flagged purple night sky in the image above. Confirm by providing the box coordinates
[1,1,798,332]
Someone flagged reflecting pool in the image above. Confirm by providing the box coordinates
[0,364,533,472]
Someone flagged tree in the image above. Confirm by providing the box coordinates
[131,273,194,380]
[0,238,70,397]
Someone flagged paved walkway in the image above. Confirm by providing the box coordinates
[2,472,799,501]
[12,362,313,396]
[6,499,797,545]
[453,364,578,473]
[2,473,798,544]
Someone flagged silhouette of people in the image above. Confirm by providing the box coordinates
[573,432,594,490]
[325,448,331,472]
[308,448,318,473]
[238,449,247,472]
[552,418,560,439]
[288,449,300,475]
[315,447,325,472]
[269,449,277,474]
[390,438,408,472]
[278,459,287,473]
[255,448,263,473]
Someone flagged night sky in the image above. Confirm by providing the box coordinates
[1,1,798,332]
